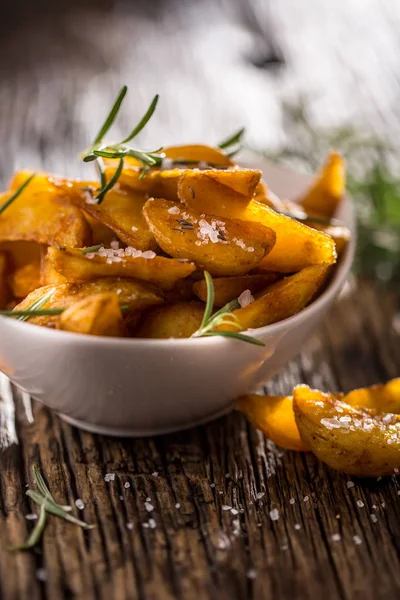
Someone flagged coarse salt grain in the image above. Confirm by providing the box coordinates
[231,508,239,515]
[25,513,38,520]
[247,568,257,580]
[175,503,181,509]
[152,471,158,477]
[303,496,309,502]
[238,289,255,308]
[289,498,296,504]
[145,501,154,512]
[104,473,115,482]
[353,535,362,545]
[256,492,265,500]
[370,514,378,523]
[131,226,138,232]
[168,206,180,215]
[294,523,301,530]
[346,481,355,489]
[356,500,364,508]
[127,522,133,530]
[269,508,279,521]
[148,518,156,529]
[75,499,84,510]
[332,533,341,542]
[36,568,47,582]
[222,505,232,511]
[124,482,130,489]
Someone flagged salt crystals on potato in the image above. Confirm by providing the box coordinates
[143,198,276,277]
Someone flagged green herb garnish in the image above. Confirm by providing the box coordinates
[81,86,163,200]
[12,466,93,551]
[16,288,56,322]
[191,271,265,346]
[0,173,36,215]
[218,127,245,157]
[0,304,130,319]
[81,244,104,255]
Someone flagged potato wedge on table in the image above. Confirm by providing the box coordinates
[216,264,328,331]
[180,186,337,272]
[236,394,310,451]
[0,172,90,248]
[178,168,261,206]
[136,301,205,339]
[297,151,345,218]
[143,199,276,277]
[73,187,157,251]
[193,273,280,307]
[47,246,195,290]
[293,381,400,477]
[0,252,10,309]
[14,278,164,328]
[58,292,124,337]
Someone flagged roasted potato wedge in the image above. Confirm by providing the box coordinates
[73,187,157,251]
[0,252,10,309]
[310,224,351,257]
[180,187,337,273]
[236,394,310,451]
[104,165,184,202]
[297,151,345,218]
[0,172,90,247]
[9,262,41,299]
[47,246,195,290]
[163,144,234,167]
[58,292,124,337]
[216,264,328,331]
[143,199,276,276]
[253,181,286,211]
[293,381,400,477]
[14,278,164,328]
[136,301,205,338]
[193,273,280,307]
[178,169,261,208]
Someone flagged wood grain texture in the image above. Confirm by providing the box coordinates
[0,1,399,598]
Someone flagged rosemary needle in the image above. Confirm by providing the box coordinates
[0,173,36,215]
[192,271,265,346]
[12,503,47,551]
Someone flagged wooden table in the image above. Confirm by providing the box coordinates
[0,2,399,598]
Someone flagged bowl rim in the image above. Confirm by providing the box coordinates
[0,163,356,348]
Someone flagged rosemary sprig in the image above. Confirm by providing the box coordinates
[81,86,163,200]
[192,272,265,346]
[0,173,36,215]
[218,127,245,157]
[17,288,56,322]
[81,244,104,255]
[0,304,131,319]
[12,466,93,552]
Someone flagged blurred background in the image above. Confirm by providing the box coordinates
[0,0,399,283]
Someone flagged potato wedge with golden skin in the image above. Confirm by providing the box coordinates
[0,252,10,309]
[0,173,91,248]
[143,199,276,277]
[216,264,328,331]
[236,394,310,451]
[178,169,261,209]
[104,166,185,202]
[14,278,164,328]
[293,383,400,477]
[163,144,234,167]
[136,301,205,339]
[193,273,280,307]
[309,223,351,257]
[74,187,157,251]
[9,262,42,299]
[297,151,345,218]
[344,378,400,413]
[47,247,195,291]
[58,293,124,337]
[180,185,337,273]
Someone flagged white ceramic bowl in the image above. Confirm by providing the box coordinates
[0,161,355,436]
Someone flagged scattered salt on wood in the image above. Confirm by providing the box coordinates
[75,499,85,510]
[269,508,279,521]
[104,473,115,482]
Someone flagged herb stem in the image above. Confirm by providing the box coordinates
[0,173,36,215]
